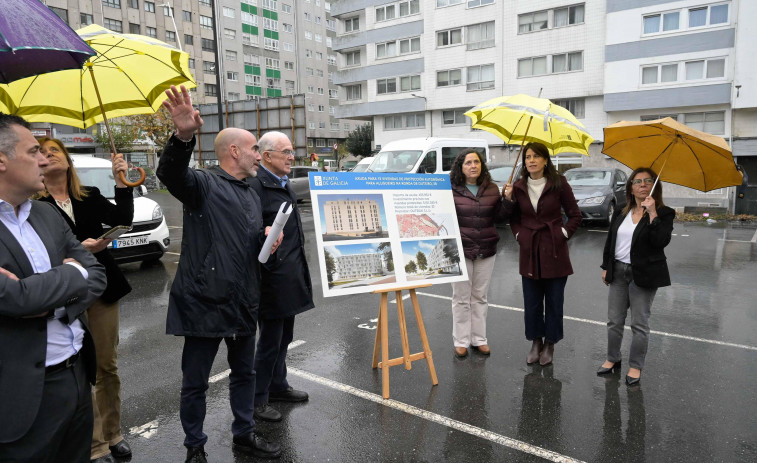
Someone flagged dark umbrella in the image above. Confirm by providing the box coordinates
[0,0,95,84]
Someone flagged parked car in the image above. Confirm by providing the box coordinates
[488,163,520,192]
[564,167,628,225]
[351,157,374,172]
[341,160,358,171]
[71,155,170,263]
[369,138,489,174]
[289,166,318,202]
[322,159,337,172]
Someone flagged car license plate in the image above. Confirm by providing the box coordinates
[112,236,149,249]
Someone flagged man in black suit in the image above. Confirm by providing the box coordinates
[0,113,107,462]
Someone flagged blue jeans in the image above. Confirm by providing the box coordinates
[180,335,256,448]
[254,316,295,406]
[522,276,568,343]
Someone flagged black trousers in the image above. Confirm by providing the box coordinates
[254,316,295,406]
[0,359,93,463]
[522,276,568,344]
[180,335,256,448]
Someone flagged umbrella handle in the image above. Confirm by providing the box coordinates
[119,168,146,187]
[87,66,146,188]
[643,146,671,215]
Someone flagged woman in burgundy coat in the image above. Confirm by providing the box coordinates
[503,142,582,366]
[450,149,507,358]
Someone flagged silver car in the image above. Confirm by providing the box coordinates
[488,163,519,191]
[564,167,628,225]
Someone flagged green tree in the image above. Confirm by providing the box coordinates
[345,123,373,158]
[405,260,417,274]
[93,118,140,154]
[325,250,336,282]
[377,242,393,272]
[132,107,175,157]
[442,240,461,274]
[416,251,427,271]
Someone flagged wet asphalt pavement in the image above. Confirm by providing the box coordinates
[113,191,757,463]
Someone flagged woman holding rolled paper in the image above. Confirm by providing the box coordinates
[36,137,135,461]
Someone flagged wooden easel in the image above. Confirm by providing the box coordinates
[372,283,438,399]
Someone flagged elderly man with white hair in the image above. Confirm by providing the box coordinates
[247,131,315,423]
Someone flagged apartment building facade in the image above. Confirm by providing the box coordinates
[334,252,385,279]
[323,198,383,235]
[427,239,456,273]
[41,0,362,156]
[330,0,756,209]
[330,0,606,167]
[604,0,755,208]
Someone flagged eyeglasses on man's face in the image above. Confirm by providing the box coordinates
[270,149,294,157]
[632,178,654,185]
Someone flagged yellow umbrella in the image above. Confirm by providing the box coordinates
[0,25,196,185]
[465,94,594,183]
[603,117,742,192]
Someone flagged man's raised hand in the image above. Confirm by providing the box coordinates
[162,85,203,140]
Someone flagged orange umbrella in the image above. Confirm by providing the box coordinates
[603,117,742,193]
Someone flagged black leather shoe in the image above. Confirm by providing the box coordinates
[626,374,641,386]
[109,439,132,458]
[91,455,115,463]
[597,360,622,375]
[232,432,282,459]
[185,446,207,463]
[269,387,308,403]
[254,404,282,422]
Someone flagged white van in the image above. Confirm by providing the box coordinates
[368,138,489,174]
[71,155,170,264]
[323,159,337,172]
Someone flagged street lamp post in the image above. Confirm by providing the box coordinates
[411,93,432,137]
[159,2,182,51]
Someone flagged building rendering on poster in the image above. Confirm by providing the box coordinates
[310,172,468,297]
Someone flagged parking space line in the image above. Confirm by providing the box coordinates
[287,367,585,463]
[208,340,306,384]
[416,292,757,351]
[193,339,584,462]
[165,251,181,256]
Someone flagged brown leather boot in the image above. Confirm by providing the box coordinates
[526,338,543,364]
[539,342,555,366]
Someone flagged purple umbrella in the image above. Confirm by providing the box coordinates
[0,0,95,84]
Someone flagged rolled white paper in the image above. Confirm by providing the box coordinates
[258,202,293,263]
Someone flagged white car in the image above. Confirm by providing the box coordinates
[71,155,170,264]
[351,157,374,172]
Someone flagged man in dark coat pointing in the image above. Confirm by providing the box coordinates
[248,131,315,422]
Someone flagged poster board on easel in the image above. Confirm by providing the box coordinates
[308,172,468,297]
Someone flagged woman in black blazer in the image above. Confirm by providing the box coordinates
[598,167,675,386]
[37,138,134,461]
